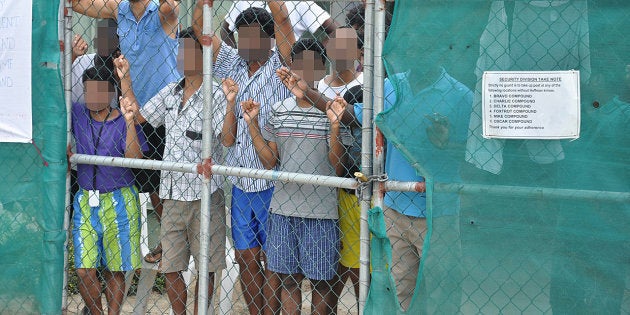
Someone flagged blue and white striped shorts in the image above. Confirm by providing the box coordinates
[266,213,339,280]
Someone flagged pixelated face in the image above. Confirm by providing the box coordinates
[177,38,202,76]
[327,28,359,71]
[237,25,273,61]
[95,23,119,57]
[84,80,115,112]
[292,50,326,86]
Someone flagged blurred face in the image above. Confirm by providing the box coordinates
[238,25,273,61]
[292,50,326,86]
[95,23,119,57]
[326,28,359,72]
[177,38,203,76]
[84,80,115,112]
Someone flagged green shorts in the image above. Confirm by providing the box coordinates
[72,186,142,271]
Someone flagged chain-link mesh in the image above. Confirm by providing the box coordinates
[372,1,629,314]
[3,0,627,314]
[64,1,366,314]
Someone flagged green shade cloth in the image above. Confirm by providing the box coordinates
[367,1,629,314]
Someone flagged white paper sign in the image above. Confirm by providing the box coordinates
[482,70,580,139]
[0,0,32,143]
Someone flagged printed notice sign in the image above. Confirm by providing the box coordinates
[482,71,580,139]
[0,0,32,143]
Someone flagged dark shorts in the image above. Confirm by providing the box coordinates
[266,213,339,280]
[134,123,165,193]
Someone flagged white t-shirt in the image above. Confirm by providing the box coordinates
[224,1,331,40]
[71,53,95,105]
[316,73,363,99]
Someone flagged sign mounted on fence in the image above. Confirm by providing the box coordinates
[0,0,32,143]
[482,70,580,139]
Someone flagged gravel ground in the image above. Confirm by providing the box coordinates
[64,276,359,314]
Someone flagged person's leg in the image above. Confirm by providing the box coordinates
[160,200,192,314]
[73,190,104,314]
[144,192,163,263]
[263,267,282,315]
[102,270,125,315]
[334,189,362,313]
[76,268,103,315]
[384,206,426,311]
[300,218,339,315]
[279,273,304,315]
[165,272,187,315]
[266,213,301,314]
[235,247,265,314]
[190,191,227,314]
[231,186,273,315]
[98,187,142,314]
[139,122,165,263]
[311,279,337,315]
[193,272,215,315]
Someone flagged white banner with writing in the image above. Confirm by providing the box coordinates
[0,0,32,143]
[482,70,580,139]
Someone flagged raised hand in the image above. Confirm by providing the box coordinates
[72,34,88,59]
[326,95,347,125]
[113,54,131,80]
[221,78,239,105]
[276,67,309,99]
[241,99,260,125]
[119,96,138,122]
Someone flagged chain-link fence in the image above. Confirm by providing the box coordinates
[369,1,629,314]
[63,1,380,314]
[1,0,627,314]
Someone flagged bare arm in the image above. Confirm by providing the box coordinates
[115,55,146,124]
[193,0,222,62]
[327,96,348,176]
[276,67,358,125]
[159,0,180,38]
[72,0,119,19]
[242,100,279,169]
[120,98,143,158]
[123,118,143,158]
[220,78,239,147]
[268,1,295,66]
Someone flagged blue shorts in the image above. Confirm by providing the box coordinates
[230,186,273,250]
[266,213,339,280]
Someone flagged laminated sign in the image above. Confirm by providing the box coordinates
[482,70,580,139]
[0,0,32,143]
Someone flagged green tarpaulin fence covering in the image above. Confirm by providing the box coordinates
[367,1,629,314]
[0,1,66,314]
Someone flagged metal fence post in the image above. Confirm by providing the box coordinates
[198,2,215,314]
[61,0,73,311]
[358,0,375,313]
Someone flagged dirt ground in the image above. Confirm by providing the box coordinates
[64,276,359,314]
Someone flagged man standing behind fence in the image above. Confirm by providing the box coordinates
[116,27,229,314]
[193,1,295,314]
[244,39,348,315]
[72,0,183,263]
[219,0,338,48]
